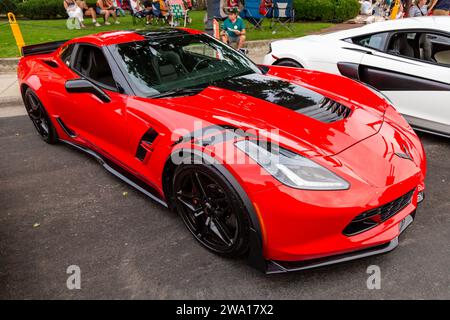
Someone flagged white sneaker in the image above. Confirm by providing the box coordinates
[94,22,101,27]
[105,21,111,25]
[115,20,120,25]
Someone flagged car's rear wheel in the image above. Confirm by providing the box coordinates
[275,59,303,68]
[24,88,58,144]
[173,164,250,257]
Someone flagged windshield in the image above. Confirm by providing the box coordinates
[112,34,261,97]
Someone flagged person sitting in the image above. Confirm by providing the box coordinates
[76,0,101,26]
[221,8,246,50]
[64,0,85,28]
[409,0,428,16]
[429,0,450,15]
[96,0,120,25]
[129,0,152,23]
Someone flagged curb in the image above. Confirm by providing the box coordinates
[0,58,19,73]
[0,96,22,107]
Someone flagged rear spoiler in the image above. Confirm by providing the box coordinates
[21,40,68,57]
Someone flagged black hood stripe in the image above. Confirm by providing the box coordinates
[213,73,351,123]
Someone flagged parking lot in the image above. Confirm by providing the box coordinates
[0,107,449,299]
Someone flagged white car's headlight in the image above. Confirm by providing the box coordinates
[235,140,349,190]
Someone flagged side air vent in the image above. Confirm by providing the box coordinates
[136,128,158,161]
[299,97,352,123]
[43,60,59,68]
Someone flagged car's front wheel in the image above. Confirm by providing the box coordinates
[173,164,250,257]
[23,88,58,144]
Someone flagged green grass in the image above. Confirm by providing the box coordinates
[0,11,332,58]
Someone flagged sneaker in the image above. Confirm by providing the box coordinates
[105,21,111,25]
[115,20,120,25]
[94,22,101,27]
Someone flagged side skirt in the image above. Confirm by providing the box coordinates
[60,139,168,208]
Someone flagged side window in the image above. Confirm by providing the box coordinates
[425,33,450,67]
[387,31,450,67]
[348,32,389,51]
[60,44,75,67]
[73,45,116,89]
[387,32,417,59]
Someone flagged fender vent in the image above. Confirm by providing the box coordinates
[43,60,59,68]
[136,128,158,161]
[299,98,351,123]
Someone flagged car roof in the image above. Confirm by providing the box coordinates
[323,17,450,40]
[66,28,202,47]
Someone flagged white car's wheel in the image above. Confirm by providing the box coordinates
[274,59,303,68]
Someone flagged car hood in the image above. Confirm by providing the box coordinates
[139,71,389,157]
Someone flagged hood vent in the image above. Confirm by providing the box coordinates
[299,97,351,123]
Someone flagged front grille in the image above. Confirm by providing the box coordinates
[299,97,352,123]
[343,189,415,236]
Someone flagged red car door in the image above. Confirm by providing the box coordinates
[61,44,131,163]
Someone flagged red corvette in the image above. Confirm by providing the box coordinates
[17,28,426,273]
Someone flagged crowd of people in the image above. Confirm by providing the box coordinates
[64,0,194,28]
[360,0,449,19]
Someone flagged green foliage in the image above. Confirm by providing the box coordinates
[0,0,20,14]
[18,0,67,20]
[294,0,360,22]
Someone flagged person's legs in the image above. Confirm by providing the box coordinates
[74,7,85,27]
[111,9,120,24]
[237,35,246,50]
[103,9,111,24]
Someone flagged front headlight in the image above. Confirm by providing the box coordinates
[235,140,349,190]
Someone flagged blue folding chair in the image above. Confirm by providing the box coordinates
[270,0,294,32]
[240,0,265,30]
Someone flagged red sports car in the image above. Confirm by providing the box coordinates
[17,28,426,273]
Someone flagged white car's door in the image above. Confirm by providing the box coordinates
[357,30,450,136]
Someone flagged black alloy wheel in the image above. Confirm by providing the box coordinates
[173,164,250,257]
[24,88,58,144]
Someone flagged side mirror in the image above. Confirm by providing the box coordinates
[65,79,111,103]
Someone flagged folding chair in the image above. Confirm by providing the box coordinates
[167,0,189,27]
[151,1,167,25]
[270,0,294,32]
[129,0,147,25]
[241,0,265,30]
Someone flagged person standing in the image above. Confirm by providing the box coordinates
[429,0,450,15]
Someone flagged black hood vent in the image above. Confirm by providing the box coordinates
[299,97,352,123]
[214,73,351,123]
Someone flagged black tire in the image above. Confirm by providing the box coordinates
[173,164,250,258]
[23,88,58,144]
[275,59,304,68]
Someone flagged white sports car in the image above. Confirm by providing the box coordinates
[264,17,450,137]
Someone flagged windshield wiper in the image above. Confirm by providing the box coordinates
[149,86,207,99]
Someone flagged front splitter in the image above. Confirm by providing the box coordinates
[265,213,415,274]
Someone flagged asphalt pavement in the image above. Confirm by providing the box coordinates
[0,105,449,299]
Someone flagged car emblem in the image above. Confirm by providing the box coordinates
[395,145,413,161]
